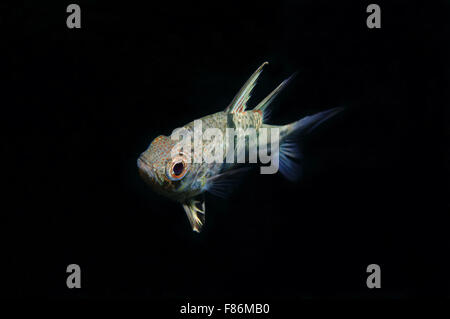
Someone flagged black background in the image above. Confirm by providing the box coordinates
[3,0,449,303]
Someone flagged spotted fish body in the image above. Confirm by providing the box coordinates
[138,62,341,232]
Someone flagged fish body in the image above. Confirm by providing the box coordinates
[138,62,341,232]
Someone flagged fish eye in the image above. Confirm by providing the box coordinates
[166,158,188,181]
[172,162,184,176]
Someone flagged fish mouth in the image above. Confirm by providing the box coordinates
[137,156,149,166]
[137,156,155,180]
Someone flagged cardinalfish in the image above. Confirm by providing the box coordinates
[137,62,341,232]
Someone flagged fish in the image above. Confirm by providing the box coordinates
[137,62,342,232]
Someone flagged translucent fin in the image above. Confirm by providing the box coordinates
[277,107,343,181]
[288,107,343,136]
[205,167,251,198]
[225,62,268,113]
[182,195,205,233]
[278,139,302,181]
[254,72,296,123]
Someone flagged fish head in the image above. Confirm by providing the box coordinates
[137,134,203,202]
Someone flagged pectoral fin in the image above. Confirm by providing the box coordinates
[182,195,206,233]
[205,167,251,198]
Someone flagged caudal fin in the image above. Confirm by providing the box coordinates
[277,107,343,181]
[286,107,343,136]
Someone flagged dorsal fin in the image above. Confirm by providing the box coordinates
[224,62,268,113]
[253,72,296,113]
